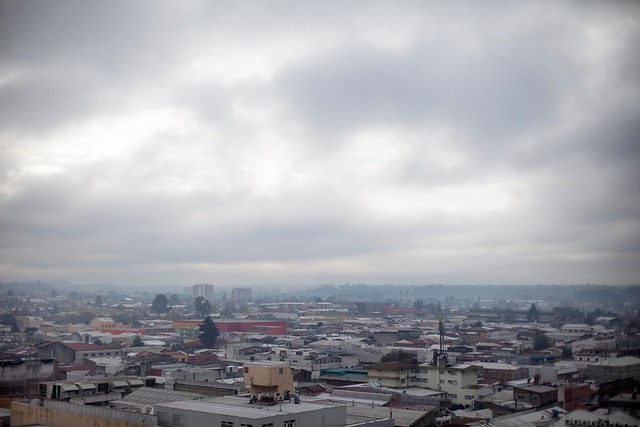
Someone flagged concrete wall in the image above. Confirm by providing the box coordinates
[10,400,155,427]
[0,359,59,396]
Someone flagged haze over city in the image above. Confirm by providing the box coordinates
[1,1,639,287]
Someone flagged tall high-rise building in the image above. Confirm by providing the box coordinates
[193,284,214,302]
[231,287,252,302]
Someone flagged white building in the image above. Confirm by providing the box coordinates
[192,284,214,303]
[155,395,346,427]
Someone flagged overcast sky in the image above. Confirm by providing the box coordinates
[1,1,639,287]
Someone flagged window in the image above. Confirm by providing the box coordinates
[222,422,234,427]
[279,368,284,374]
[244,367,249,373]
[448,370,457,376]
[157,411,169,426]
[465,395,474,400]
[439,369,445,375]
[241,424,253,427]
[284,421,295,427]
[261,424,274,427]
[448,380,457,385]
[439,379,445,384]
[173,413,185,426]
[449,393,457,399]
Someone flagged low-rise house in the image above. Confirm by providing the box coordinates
[513,384,558,407]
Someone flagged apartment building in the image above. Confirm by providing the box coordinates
[416,363,478,406]
[365,361,419,389]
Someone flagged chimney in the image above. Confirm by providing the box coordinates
[534,374,541,385]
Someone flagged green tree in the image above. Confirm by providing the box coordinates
[94,338,104,346]
[95,295,104,306]
[413,299,424,310]
[151,294,170,314]
[169,293,181,306]
[355,302,367,314]
[552,306,585,323]
[585,308,605,325]
[381,350,417,364]
[533,330,551,350]
[527,303,540,322]
[74,311,94,324]
[198,317,219,348]
[132,335,144,347]
[25,327,38,335]
[194,296,211,317]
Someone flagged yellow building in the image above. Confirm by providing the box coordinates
[417,363,478,406]
[365,361,419,388]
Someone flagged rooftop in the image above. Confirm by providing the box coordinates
[63,342,119,352]
[590,356,640,367]
[155,395,340,419]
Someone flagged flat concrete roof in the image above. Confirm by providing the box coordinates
[156,396,340,419]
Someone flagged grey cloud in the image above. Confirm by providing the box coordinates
[0,67,116,133]
[276,28,575,146]
[1,1,639,286]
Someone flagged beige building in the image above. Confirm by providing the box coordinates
[244,361,295,398]
[15,315,43,330]
[90,317,120,331]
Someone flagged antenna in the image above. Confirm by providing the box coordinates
[438,316,448,366]
[439,317,445,353]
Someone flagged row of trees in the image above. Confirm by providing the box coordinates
[149,294,212,316]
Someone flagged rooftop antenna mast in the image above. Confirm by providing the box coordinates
[438,316,448,366]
